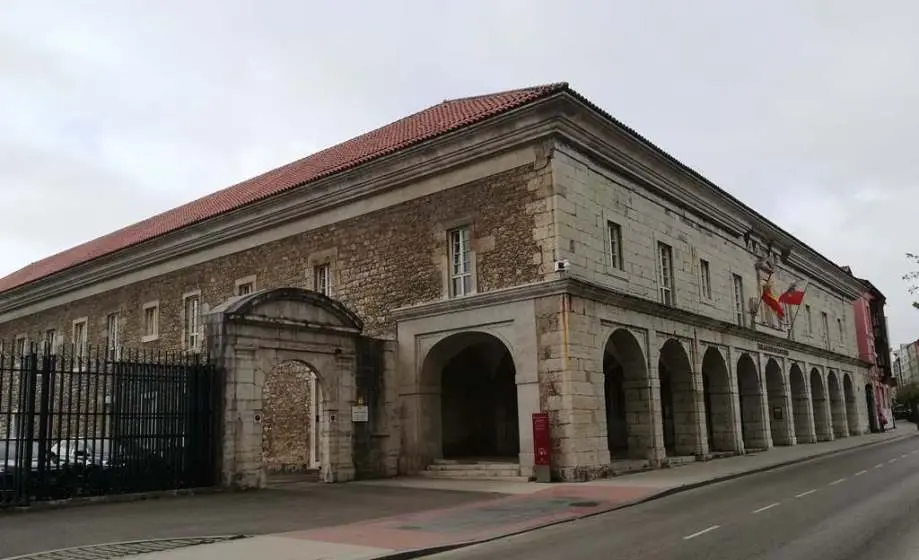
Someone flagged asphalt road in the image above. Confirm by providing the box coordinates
[427,434,919,560]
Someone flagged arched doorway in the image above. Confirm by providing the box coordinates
[790,364,814,443]
[810,369,832,441]
[701,347,738,453]
[843,374,860,435]
[261,361,322,481]
[658,339,700,457]
[737,354,768,450]
[603,329,651,460]
[827,371,848,438]
[865,384,879,432]
[423,332,519,461]
[765,359,792,446]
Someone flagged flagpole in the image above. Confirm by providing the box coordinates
[785,281,810,340]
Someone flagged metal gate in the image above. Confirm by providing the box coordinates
[0,342,218,508]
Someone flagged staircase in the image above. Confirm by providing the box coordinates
[419,458,529,482]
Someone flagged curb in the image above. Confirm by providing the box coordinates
[377,431,919,559]
[0,486,223,516]
[0,535,249,560]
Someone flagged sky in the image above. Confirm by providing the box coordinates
[2,1,918,345]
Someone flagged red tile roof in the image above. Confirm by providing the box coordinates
[0,82,569,294]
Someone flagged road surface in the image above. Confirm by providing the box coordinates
[426,435,919,560]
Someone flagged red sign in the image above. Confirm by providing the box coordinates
[532,412,551,466]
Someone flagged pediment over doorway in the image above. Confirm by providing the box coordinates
[214,287,364,334]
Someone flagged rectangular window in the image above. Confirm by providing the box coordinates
[608,221,623,270]
[72,319,87,359]
[43,329,56,353]
[106,312,121,360]
[732,274,745,327]
[837,317,844,342]
[805,305,813,335]
[314,264,331,297]
[143,303,159,341]
[237,282,253,296]
[699,259,712,300]
[184,294,201,352]
[15,335,26,357]
[449,227,473,297]
[821,311,830,347]
[657,242,674,306]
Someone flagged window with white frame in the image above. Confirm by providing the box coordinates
[106,312,121,360]
[732,274,745,327]
[184,293,201,352]
[43,329,56,353]
[235,276,256,296]
[608,221,623,270]
[143,302,159,341]
[15,335,26,357]
[314,264,331,297]
[699,259,712,300]
[657,242,674,306]
[449,226,473,297]
[72,319,88,359]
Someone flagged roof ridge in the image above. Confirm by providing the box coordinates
[441,82,569,104]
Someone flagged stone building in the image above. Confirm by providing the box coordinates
[0,82,880,484]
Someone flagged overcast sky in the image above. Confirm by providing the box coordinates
[2,1,917,345]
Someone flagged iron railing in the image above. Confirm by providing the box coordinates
[0,341,218,508]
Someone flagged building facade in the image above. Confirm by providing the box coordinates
[0,83,879,484]
[851,278,894,430]
[893,341,919,388]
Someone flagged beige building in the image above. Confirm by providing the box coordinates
[0,82,876,485]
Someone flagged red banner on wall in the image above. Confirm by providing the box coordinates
[532,412,551,466]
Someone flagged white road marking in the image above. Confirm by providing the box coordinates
[829,478,846,486]
[874,463,884,469]
[901,454,909,458]
[753,502,781,513]
[795,489,817,498]
[684,525,721,540]
[855,470,868,476]
[889,458,898,464]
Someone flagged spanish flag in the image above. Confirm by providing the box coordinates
[761,281,785,319]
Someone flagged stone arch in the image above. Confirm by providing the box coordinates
[810,368,832,441]
[701,346,738,453]
[737,353,768,450]
[603,329,651,460]
[658,338,700,457]
[261,360,322,478]
[843,374,860,435]
[789,364,814,443]
[419,331,519,462]
[207,287,368,488]
[764,358,792,446]
[827,371,848,438]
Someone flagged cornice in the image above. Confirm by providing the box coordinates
[391,277,870,369]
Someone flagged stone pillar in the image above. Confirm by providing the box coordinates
[781,388,798,446]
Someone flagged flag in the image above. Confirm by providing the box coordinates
[761,281,785,318]
[778,280,808,306]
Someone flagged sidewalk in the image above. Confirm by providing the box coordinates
[35,426,919,560]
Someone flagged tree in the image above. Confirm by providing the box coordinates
[904,253,919,310]
[895,381,919,409]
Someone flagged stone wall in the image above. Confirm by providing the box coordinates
[0,163,545,348]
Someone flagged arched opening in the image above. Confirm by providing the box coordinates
[261,360,322,481]
[658,339,700,457]
[765,359,792,446]
[843,374,859,435]
[701,347,738,453]
[603,329,651,460]
[422,332,519,461]
[737,354,768,450]
[810,369,832,441]
[827,372,848,438]
[865,384,879,432]
[790,364,814,443]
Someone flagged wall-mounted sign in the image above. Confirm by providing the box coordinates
[757,342,789,356]
[351,405,369,423]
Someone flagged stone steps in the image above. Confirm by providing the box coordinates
[420,459,528,482]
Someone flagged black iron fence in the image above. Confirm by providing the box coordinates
[0,341,218,508]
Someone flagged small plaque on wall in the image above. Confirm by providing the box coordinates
[773,407,783,421]
[351,405,369,423]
